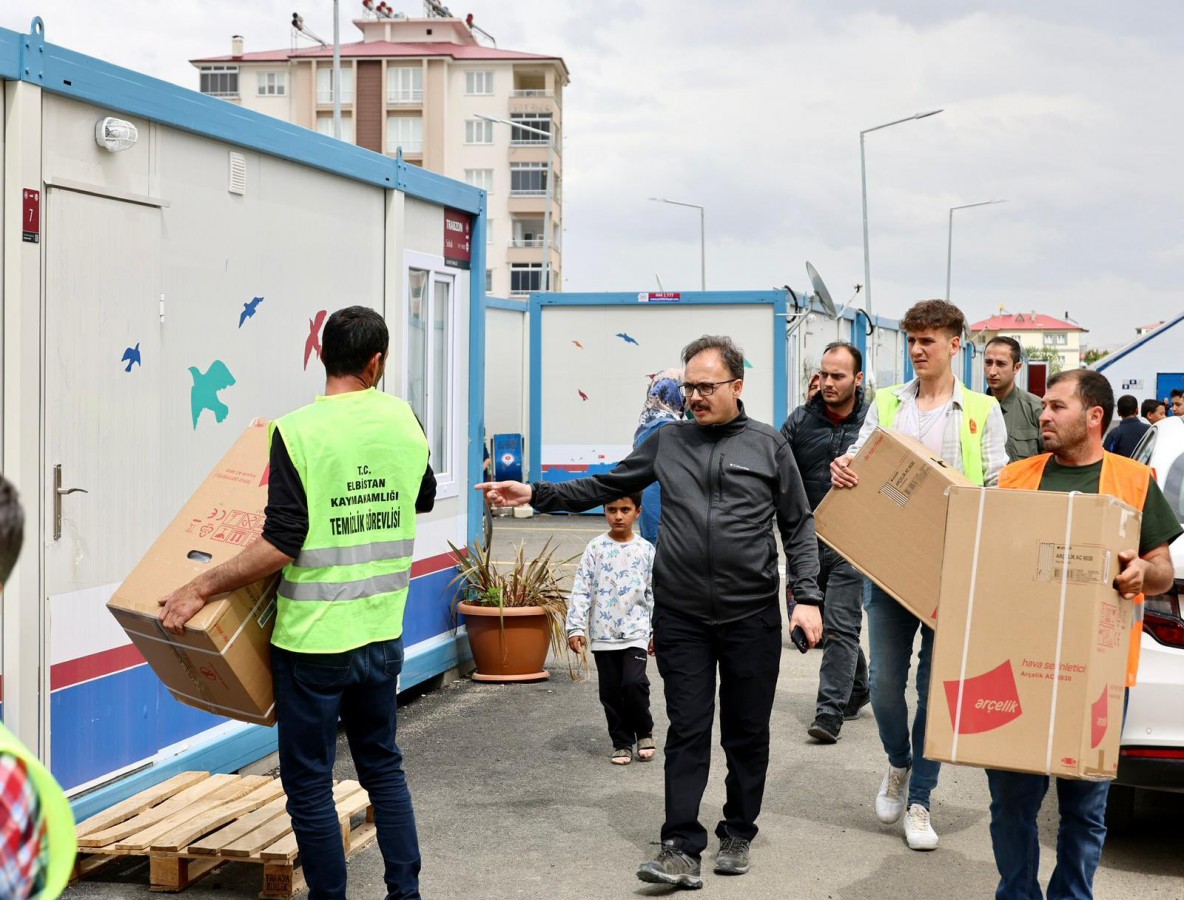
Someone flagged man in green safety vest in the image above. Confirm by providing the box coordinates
[830,299,1008,853]
[0,475,78,899]
[160,306,436,900]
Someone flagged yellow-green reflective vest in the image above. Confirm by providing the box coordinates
[0,723,77,899]
[271,388,428,653]
[875,383,997,486]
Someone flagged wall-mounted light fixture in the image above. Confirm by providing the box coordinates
[95,116,138,152]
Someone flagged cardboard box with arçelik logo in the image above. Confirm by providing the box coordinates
[925,486,1141,780]
[107,419,279,727]
[814,427,976,629]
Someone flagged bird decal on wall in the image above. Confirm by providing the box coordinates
[189,360,237,428]
[304,309,328,370]
[578,389,589,401]
[572,340,584,349]
[239,296,264,328]
[615,332,639,345]
[121,342,142,373]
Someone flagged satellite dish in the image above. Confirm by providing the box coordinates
[805,262,837,318]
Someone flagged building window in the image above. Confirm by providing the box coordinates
[510,263,552,295]
[511,113,551,144]
[316,65,354,104]
[510,162,549,196]
[315,114,355,144]
[512,218,545,247]
[1043,332,1068,346]
[465,119,493,144]
[407,268,455,484]
[388,115,424,154]
[465,169,493,192]
[485,269,493,293]
[256,71,287,96]
[465,70,494,95]
[487,218,494,245]
[199,65,239,97]
[387,66,423,104]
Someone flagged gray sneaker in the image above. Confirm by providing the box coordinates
[714,835,751,875]
[637,840,703,889]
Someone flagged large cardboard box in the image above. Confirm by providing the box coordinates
[814,427,975,628]
[925,486,1141,780]
[108,420,278,726]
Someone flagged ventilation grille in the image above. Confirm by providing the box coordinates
[228,152,246,195]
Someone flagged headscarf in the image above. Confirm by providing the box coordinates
[637,367,685,431]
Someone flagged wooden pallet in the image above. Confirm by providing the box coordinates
[73,772,376,898]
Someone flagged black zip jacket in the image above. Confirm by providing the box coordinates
[531,402,822,622]
[780,388,868,511]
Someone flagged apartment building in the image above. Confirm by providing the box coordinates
[970,311,1088,370]
[191,10,569,297]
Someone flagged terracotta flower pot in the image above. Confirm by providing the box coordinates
[457,601,552,683]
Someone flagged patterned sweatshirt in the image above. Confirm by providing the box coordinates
[565,533,655,651]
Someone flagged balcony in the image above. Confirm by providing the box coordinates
[509,237,545,248]
[316,91,355,105]
[387,90,423,106]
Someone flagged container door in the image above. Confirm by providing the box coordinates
[42,188,168,790]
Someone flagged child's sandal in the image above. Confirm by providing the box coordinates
[611,747,633,765]
[636,737,656,761]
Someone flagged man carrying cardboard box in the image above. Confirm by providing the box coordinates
[987,369,1179,900]
[160,307,437,900]
[830,299,1007,850]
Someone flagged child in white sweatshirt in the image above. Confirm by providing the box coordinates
[566,493,656,765]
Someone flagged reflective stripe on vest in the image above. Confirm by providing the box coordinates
[0,724,77,899]
[272,389,428,653]
[999,451,1153,687]
[875,383,997,486]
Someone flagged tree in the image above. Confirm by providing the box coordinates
[1025,347,1065,374]
[1082,347,1109,365]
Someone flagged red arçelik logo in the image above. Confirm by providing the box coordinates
[944,660,1023,734]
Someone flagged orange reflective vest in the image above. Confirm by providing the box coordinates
[999,452,1152,687]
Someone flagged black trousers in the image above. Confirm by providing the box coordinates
[592,647,653,748]
[652,602,782,858]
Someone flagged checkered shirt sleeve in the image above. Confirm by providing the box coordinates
[0,754,47,899]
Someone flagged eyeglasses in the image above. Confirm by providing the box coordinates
[679,378,740,398]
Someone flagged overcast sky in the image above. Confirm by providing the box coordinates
[6,1,1183,347]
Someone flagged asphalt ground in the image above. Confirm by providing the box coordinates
[66,515,1184,899]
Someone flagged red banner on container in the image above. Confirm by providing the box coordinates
[443,208,472,270]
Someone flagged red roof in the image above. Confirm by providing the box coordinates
[192,41,565,70]
[970,313,1086,333]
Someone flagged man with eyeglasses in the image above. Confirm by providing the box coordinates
[478,334,822,890]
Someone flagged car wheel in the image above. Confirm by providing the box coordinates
[1105,783,1138,834]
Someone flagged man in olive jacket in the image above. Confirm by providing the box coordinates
[781,341,870,744]
[479,335,822,889]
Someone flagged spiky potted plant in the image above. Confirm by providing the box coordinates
[448,538,580,683]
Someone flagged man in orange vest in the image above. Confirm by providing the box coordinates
[989,369,1180,900]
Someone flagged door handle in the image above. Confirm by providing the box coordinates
[53,464,88,541]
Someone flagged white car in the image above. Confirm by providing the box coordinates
[1107,416,1184,830]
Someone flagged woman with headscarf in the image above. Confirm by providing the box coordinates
[632,367,685,545]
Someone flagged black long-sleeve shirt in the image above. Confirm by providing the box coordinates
[531,402,822,623]
[262,429,437,558]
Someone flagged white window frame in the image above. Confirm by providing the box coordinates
[200,65,239,97]
[387,66,423,104]
[387,115,424,155]
[316,113,355,144]
[465,70,494,95]
[464,169,493,192]
[465,119,493,144]
[316,65,355,104]
[256,71,287,96]
[404,252,461,497]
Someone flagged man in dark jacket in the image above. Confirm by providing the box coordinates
[1104,394,1150,457]
[781,341,870,744]
[478,335,822,889]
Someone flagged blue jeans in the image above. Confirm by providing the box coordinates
[986,770,1109,899]
[272,638,421,900]
[816,546,869,720]
[863,579,939,808]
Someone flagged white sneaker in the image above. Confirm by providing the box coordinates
[875,764,911,824]
[903,803,939,851]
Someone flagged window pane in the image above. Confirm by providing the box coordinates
[407,269,429,429]
[430,279,451,474]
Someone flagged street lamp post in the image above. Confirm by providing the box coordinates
[946,199,1006,301]
[860,108,943,376]
[648,197,706,290]
[476,113,556,292]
